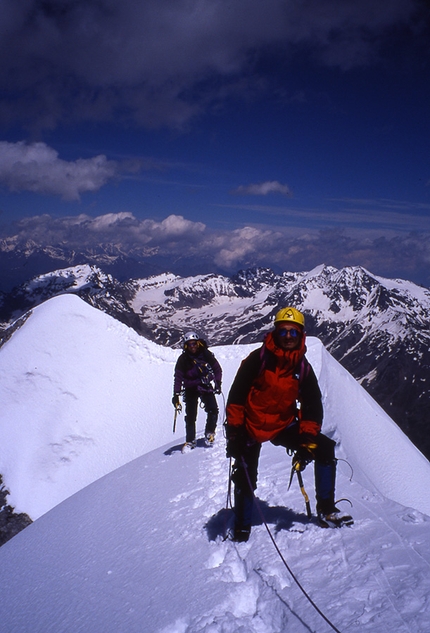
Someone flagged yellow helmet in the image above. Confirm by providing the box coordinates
[274,307,305,328]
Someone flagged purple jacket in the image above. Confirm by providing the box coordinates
[174,344,222,394]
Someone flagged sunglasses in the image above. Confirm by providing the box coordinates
[277,328,301,338]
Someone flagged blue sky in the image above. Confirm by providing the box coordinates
[0,0,429,285]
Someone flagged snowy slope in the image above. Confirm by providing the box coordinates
[0,294,180,518]
[0,412,430,631]
[0,293,267,518]
[1,294,429,521]
[0,294,430,631]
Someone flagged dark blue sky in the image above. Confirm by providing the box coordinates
[0,0,429,285]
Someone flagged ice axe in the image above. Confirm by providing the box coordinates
[289,452,312,519]
[173,399,182,433]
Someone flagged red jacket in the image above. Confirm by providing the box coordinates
[226,332,323,443]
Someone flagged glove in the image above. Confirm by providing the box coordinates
[172,394,180,408]
[300,420,320,436]
[299,432,318,451]
[293,433,318,469]
[214,381,222,395]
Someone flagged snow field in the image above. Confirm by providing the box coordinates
[3,428,430,633]
[0,294,430,631]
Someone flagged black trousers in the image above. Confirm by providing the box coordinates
[184,388,218,442]
[232,424,337,528]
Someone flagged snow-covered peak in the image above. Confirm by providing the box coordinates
[25,263,112,293]
[0,294,179,518]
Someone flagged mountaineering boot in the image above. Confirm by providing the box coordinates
[232,525,251,543]
[181,440,197,454]
[318,509,354,528]
[205,432,215,447]
[230,481,254,542]
[205,412,218,438]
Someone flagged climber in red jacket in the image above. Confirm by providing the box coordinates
[225,307,352,541]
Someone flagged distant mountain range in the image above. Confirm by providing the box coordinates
[1,261,429,461]
[0,239,211,293]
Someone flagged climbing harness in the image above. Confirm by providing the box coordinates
[192,355,216,390]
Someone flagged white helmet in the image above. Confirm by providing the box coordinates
[183,331,199,345]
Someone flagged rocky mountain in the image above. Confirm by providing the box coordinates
[1,263,429,460]
[0,264,143,336]
[0,239,210,293]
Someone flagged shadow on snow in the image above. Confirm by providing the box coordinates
[163,437,215,455]
[204,498,312,541]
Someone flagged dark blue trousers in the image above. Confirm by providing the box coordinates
[184,388,218,442]
[232,425,337,528]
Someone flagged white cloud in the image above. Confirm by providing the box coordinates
[89,213,136,230]
[0,141,119,200]
[142,215,206,242]
[7,212,207,250]
[215,228,261,267]
[231,181,292,196]
[3,211,430,287]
